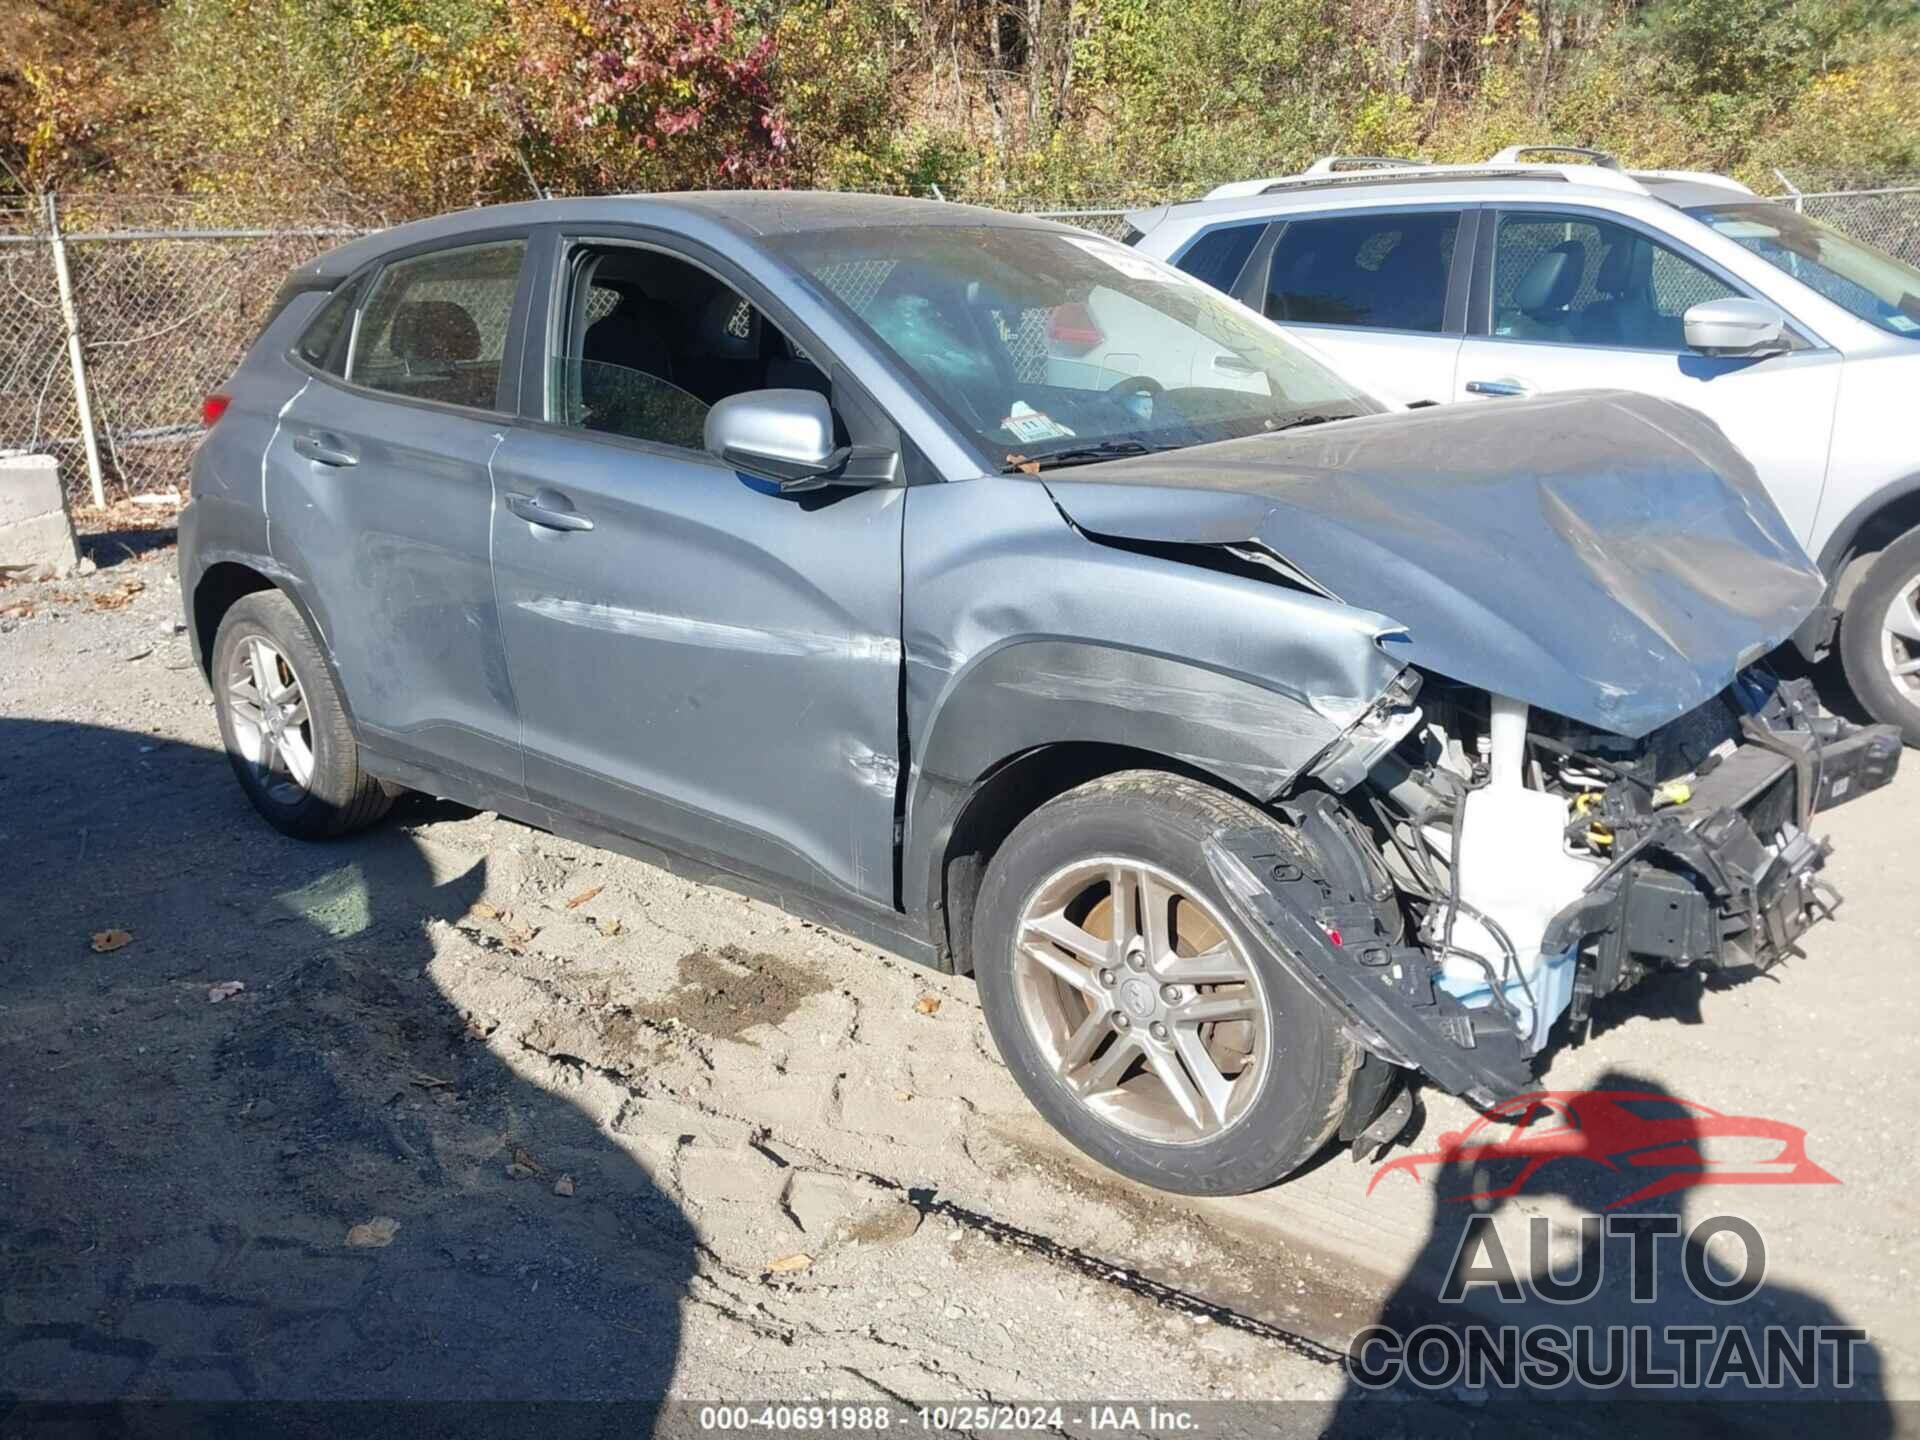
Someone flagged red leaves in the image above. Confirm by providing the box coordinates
[511,0,793,191]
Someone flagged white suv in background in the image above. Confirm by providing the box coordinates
[1124,148,1920,744]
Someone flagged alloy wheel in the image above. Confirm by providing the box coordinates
[226,636,315,805]
[1011,857,1268,1145]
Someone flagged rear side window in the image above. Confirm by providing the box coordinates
[294,276,364,375]
[1171,223,1263,294]
[1264,211,1459,333]
[349,240,527,410]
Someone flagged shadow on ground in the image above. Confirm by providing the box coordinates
[1328,1068,1891,1437]
[0,718,696,1420]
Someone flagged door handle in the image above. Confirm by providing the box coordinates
[505,492,594,533]
[1464,378,1532,398]
[292,431,358,467]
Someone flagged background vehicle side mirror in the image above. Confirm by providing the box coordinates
[1684,297,1790,358]
[705,389,853,491]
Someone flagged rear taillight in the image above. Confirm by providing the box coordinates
[201,393,231,426]
[1047,302,1104,351]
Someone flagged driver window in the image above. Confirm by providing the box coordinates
[552,244,829,453]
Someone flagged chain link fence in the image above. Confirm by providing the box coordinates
[2,182,1916,507]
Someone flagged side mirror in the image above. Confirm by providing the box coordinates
[705,389,850,491]
[1684,297,1790,358]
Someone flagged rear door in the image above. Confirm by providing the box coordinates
[1245,206,1473,407]
[488,229,906,905]
[1454,207,1841,543]
[266,234,532,792]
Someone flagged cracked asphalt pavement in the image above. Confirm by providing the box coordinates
[1,533,1914,1425]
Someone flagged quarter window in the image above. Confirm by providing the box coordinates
[349,239,527,410]
[294,276,364,376]
[1490,212,1739,350]
[1264,211,1459,333]
[1172,223,1264,294]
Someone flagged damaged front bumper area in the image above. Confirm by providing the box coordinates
[1204,675,1902,1108]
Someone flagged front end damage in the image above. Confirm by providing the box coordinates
[1204,671,1901,1111]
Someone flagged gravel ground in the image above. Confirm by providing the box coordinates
[1,531,1912,1432]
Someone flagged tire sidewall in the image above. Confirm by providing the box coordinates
[974,782,1348,1195]
[1840,530,1920,747]
[211,594,352,835]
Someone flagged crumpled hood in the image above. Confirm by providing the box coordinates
[1043,390,1822,739]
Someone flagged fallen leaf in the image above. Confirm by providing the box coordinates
[468,900,500,920]
[502,924,537,952]
[894,1090,914,1102]
[90,928,134,953]
[914,996,941,1016]
[598,917,625,938]
[90,579,145,611]
[553,1174,575,1198]
[345,1216,400,1248]
[511,1146,544,1175]
[564,884,603,910]
[208,980,246,1003]
[766,1251,813,1274]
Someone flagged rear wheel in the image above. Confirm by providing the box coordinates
[973,771,1355,1195]
[1839,528,1920,747]
[212,590,392,838]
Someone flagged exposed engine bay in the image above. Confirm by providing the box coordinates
[1206,669,1902,1110]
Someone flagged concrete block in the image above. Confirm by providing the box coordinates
[0,454,64,526]
[0,455,79,578]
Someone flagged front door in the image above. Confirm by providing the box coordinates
[489,238,905,905]
[1455,208,1841,544]
[265,235,531,791]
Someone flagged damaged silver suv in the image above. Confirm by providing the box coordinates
[180,195,1900,1195]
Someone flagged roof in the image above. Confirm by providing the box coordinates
[292,191,1056,284]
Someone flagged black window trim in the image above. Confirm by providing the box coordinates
[1467,201,1833,354]
[1243,202,1478,339]
[512,222,913,481]
[284,225,539,423]
[1166,218,1268,297]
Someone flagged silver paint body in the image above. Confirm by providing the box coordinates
[179,193,1825,968]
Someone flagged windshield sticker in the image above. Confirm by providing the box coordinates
[1000,402,1076,444]
[1886,313,1920,333]
[1062,235,1175,284]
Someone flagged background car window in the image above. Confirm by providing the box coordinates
[1693,201,1920,339]
[1264,211,1458,332]
[349,239,526,410]
[1491,213,1738,350]
[1172,223,1264,294]
[550,245,829,454]
[294,275,364,375]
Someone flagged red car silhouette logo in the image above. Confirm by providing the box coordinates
[1367,1090,1838,1209]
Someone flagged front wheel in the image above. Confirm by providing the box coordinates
[1839,527,1920,748]
[972,771,1355,1195]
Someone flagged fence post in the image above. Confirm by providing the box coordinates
[1773,168,1804,215]
[44,193,108,510]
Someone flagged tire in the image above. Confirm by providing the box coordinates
[972,770,1356,1195]
[1839,527,1920,748]
[211,589,393,838]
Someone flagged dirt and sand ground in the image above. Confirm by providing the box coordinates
[2,527,1913,1432]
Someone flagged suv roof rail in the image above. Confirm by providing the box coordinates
[1201,158,1656,203]
[1301,154,1427,175]
[1488,144,1621,169]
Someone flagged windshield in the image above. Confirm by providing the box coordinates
[1692,202,1920,340]
[769,224,1379,470]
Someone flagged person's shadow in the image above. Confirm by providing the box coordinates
[1326,1068,1891,1438]
[0,717,696,1426]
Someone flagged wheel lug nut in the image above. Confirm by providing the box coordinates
[1097,968,1116,987]
[1112,1012,1131,1030]
[1160,984,1181,1004]
[1149,1021,1169,1041]
[1126,950,1147,971]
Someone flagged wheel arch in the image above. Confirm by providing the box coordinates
[191,559,359,730]
[923,741,1266,977]
[1817,472,1920,587]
